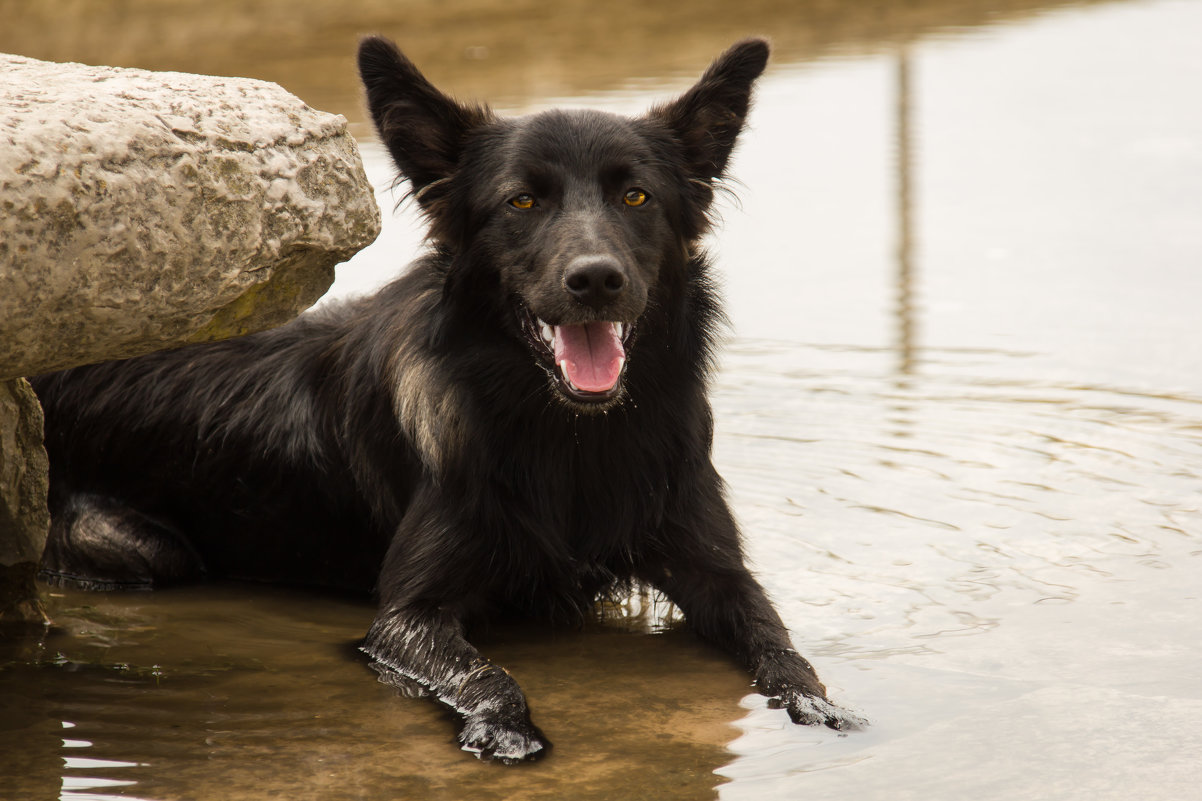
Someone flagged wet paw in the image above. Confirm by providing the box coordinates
[458,713,550,764]
[770,690,868,731]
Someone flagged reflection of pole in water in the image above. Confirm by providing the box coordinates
[895,47,916,377]
[888,46,918,442]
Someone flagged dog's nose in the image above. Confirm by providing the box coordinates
[564,256,626,308]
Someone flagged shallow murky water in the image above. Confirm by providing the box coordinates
[3,587,744,800]
[4,0,1202,798]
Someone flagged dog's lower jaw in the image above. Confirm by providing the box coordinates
[539,364,629,414]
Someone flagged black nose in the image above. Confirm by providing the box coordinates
[564,256,626,308]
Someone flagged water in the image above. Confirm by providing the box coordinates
[3,587,742,800]
[3,0,1202,798]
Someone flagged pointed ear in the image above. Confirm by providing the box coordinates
[357,36,492,196]
[650,38,769,180]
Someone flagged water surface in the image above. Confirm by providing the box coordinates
[3,0,1202,798]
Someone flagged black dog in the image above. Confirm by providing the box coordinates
[33,37,862,762]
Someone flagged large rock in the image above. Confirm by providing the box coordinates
[0,379,50,625]
[0,53,381,381]
[0,54,381,621]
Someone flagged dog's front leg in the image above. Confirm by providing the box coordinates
[651,490,866,730]
[360,487,550,762]
[361,603,549,762]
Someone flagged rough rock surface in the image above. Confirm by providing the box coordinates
[0,379,50,625]
[0,53,381,381]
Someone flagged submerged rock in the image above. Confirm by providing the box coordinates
[0,52,381,381]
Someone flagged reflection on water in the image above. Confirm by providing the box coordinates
[0,0,1115,129]
[894,49,918,377]
[716,341,1202,637]
[2,588,743,801]
[713,339,1202,797]
[4,0,1202,798]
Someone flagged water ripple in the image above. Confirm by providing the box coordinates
[712,340,1202,657]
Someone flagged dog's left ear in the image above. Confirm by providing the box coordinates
[650,38,770,181]
[358,37,492,199]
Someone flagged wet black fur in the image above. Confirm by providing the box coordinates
[32,37,862,762]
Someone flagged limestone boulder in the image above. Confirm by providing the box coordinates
[0,53,381,381]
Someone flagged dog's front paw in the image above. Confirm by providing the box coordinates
[755,648,867,731]
[769,689,868,731]
[458,713,550,764]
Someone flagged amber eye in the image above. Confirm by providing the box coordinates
[509,193,536,210]
[623,188,648,207]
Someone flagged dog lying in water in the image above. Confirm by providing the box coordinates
[33,36,864,762]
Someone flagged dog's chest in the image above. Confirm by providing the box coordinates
[517,433,672,570]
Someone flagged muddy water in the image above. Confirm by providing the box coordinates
[2,588,741,800]
[4,0,1202,799]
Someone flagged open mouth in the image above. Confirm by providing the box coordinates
[520,308,634,403]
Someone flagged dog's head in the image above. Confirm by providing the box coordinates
[358,38,768,410]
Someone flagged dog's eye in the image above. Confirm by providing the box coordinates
[623,189,648,207]
[509,194,536,210]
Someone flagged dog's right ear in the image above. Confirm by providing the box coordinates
[357,37,491,198]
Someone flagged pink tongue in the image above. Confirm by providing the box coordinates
[553,322,625,393]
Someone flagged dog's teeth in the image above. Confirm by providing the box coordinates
[539,320,554,346]
[615,323,624,339]
[558,360,575,389]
